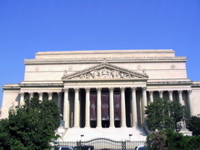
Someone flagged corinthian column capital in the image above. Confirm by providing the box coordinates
[188,90,192,95]
[64,88,69,93]
[142,87,147,91]
[178,90,182,94]
[97,88,102,92]
[85,88,90,93]
[131,87,136,92]
[20,92,24,97]
[75,88,79,93]
[109,87,114,92]
[120,87,125,92]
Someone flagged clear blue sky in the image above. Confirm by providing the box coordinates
[0,0,200,107]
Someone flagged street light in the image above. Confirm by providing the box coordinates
[80,135,84,141]
[129,134,132,141]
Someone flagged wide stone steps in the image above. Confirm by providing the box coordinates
[58,127,147,141]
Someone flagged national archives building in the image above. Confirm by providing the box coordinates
[1,50,200,141]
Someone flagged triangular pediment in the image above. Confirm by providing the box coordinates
[62,62,148,80]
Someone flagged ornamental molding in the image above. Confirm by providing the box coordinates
[62,62,148,80]
[25,57,186,65]
[19,83,64,87]
[147,81,192,85]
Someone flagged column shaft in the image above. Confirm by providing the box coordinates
[121,87,126,127]
[149,91,153,103]
[85,88,90,128]
[131,87,137,127]
[97,88,102,128]
[48,92,53,100]
[74,88,80,128]
[109,88,114,128]
[142,87,147,126]
[39,92,43,101]
[29,93,33,100]
[63,90,69,128]
[20,92,24,106]
[187,90,194,116]
[57,92,62,113]
[159,91,163,99]
[169,91,173,101]
[178,90,184,105]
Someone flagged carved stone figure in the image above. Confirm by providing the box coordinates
[68,66,141,80]
[64,70,68,76]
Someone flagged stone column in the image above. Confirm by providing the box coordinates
[48,92,53,100]
[121,87,126,127]
[57,92,62,113]
[159,91,163,99]
[39,92,43,101]
[97,88,102,128]
[142,87,147,126]
[187,90,194,116]
[63,89,69,128]
[178,90,184,105]
[149,91,153,103]
[109,88,114,128]
[20,92,24,106]
[74,88,80,128]
[169,91,173,101]
[131,87,137,127]
[29,92,33,99]
[85,88,90,128]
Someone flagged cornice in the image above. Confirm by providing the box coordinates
[2,84,21,90]
[147,81,192,86]
[20,83,64,87]
[24,57,186,65]
[191,81,200,87]
[2,83,64,90]
[36,49,175,55]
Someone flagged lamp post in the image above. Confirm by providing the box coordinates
[79,135,84,150]
[129,134,132,141]
[80,134,84,141]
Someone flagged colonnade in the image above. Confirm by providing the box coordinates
[63,87,141,128]
[19,88,192,128]
[148,90,192,106]
[19,91,63,111]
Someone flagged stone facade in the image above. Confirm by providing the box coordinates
[1,49,200,141]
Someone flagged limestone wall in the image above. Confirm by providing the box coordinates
[23,61,188,82]
[35,49,176,59]
[191,88,200,116]
[1,89,20,119]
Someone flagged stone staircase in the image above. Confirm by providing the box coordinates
[57,127,147,141]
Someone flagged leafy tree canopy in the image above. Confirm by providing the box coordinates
[146,129,200,150]
[145,98,188,131]
[0,97,60,150]
[186,115,200,135]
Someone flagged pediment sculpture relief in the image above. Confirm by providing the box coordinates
[71,67,137,79]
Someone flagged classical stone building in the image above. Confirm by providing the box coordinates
[1,50,200,141]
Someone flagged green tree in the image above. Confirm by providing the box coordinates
[0,97,60,150]
[146,130,168,150]
[0,119,10,150]
[145,98,188,131]
[147,129,200,150]
[186,115,200,135]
